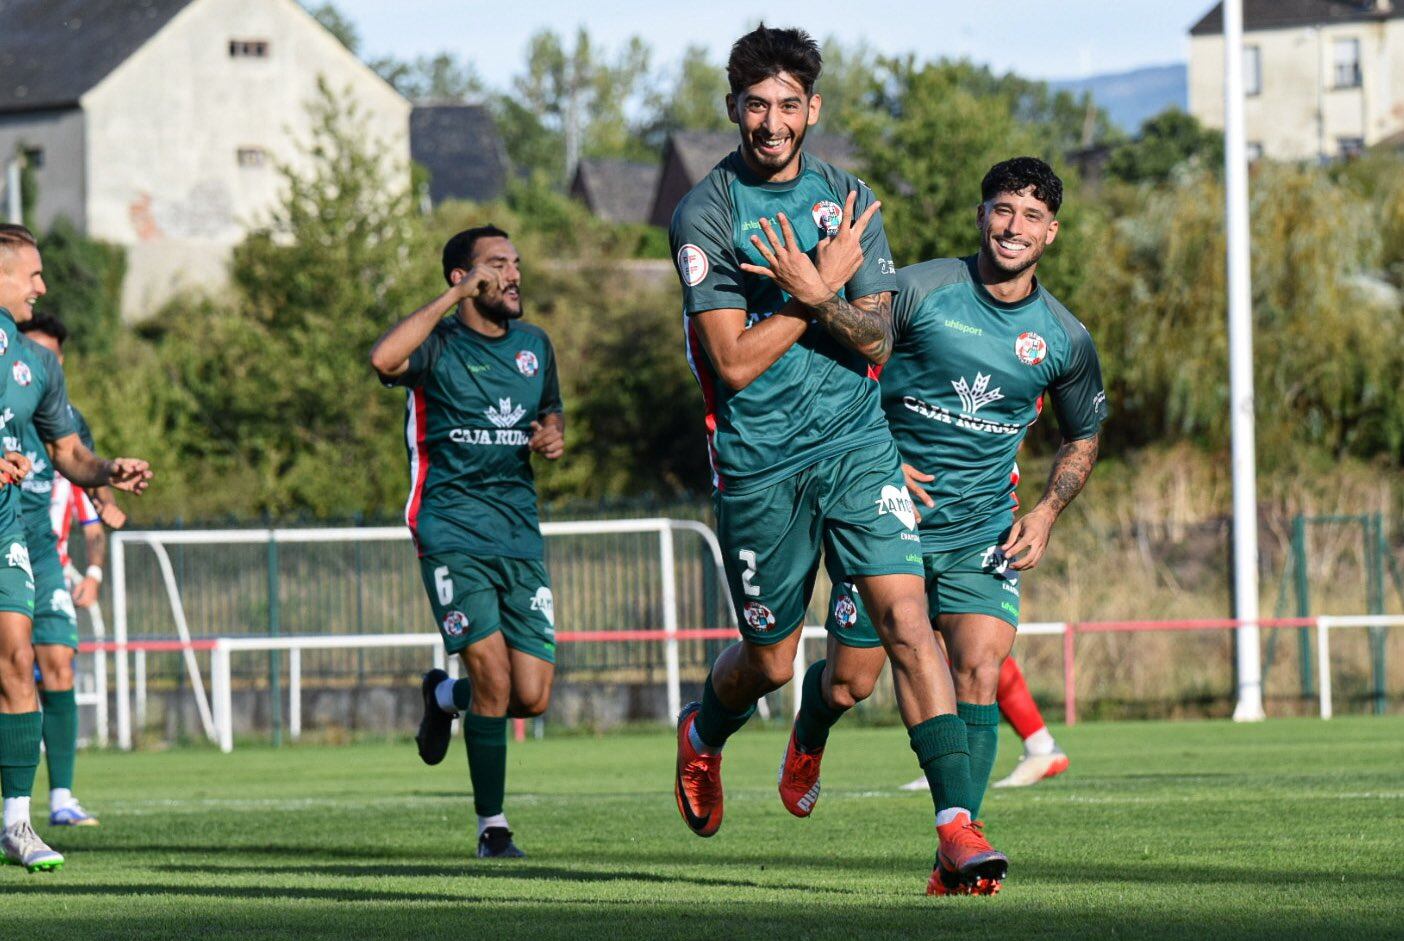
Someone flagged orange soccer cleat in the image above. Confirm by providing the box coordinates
[928,812,1008,896]
[674,702,725,837]
[777,728,823,818]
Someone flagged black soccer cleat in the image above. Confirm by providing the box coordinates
[415,668,454,765]
[477,827,526,859]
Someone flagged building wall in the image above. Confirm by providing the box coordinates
[0,109,86,231]
[79,0,411,317]
[1189,19,1404,161]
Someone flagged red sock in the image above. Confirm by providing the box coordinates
[997,656,1046,740]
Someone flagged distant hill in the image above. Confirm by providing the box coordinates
[1050,64,1188,134]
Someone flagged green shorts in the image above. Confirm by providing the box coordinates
[0,531,34,619]
[418,552,556,663]
[827,533,1021,646]
[30,536,77,649]
[716,439,923,646]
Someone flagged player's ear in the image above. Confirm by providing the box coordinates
[1044,217,1060,246]
[725,93,739,125]
[448,268,467,286]
[975,202,987,230]
[806,92,822,127]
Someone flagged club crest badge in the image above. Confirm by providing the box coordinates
[677,244,709,287]
[441,611,469,637]
[1015,332,1047,366]
[11,361,32,386]
[833,592,858,630]
[811,200,842,237]
[743,601,776,633]
[515,350,539,377]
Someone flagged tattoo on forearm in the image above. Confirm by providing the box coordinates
[1042,435,1100,516]
[810,293,893,363]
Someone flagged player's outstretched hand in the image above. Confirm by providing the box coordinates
[814,191,880,292]
[902,462,935,522]
[1001,506,1056,571]
[0,451,31,486]
[739,213,832,307]
[108,458,153,495]
[528,421,564,460]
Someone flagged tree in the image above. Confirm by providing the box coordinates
[641,45,730,150]
[302,2,360,53]
[373,53,484,102]
[1106,109,1223,185]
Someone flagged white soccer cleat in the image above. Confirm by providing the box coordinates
[1,821,65,872]
[992,748,1070,788]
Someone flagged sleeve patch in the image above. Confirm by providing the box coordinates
[676,244,710,287]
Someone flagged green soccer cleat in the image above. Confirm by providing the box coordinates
[1,821,64,872]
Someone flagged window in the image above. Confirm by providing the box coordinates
[1333,38,1361,89]
[1245,142,1264,163]
[21,147,43,169]
[236,147,268,168]
[229,39,269,58]
[1337,137,1364,159]
[1244,45,1261,96]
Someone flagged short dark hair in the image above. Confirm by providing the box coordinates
[441,225,510,285]
[0,223,38,257]
[981,157,1064,215]
[726,24,822,96]
[19,312,67,346]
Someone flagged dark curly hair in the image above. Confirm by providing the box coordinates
[980,157,1063,215]
[726,24,822,96]
[441,225,510,286]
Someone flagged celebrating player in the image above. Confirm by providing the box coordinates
[371,226,563,860]
[806,157,1105,835]
[670,25,1007,894]
[0,224,152,872]
[19,314,119,827]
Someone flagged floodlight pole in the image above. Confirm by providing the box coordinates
[1224,0,1265,721]
[4,157,21,224]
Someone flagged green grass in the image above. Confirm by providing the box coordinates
[1,718,1401,939]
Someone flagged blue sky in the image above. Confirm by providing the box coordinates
[331,0,1217,85]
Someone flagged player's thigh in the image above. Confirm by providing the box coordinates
[30,544,78,652]
[819,440,923,588]
[507,646,555,714]
[715,473,824,646]
[34,643,76,689]
[418,551,503,656]
[0,609,36,712]
[496,559,558,667]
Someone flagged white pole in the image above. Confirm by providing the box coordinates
[660,524,681,722]
[289,648,302,742]
[1316,617,1333,720]
[1224,0,1265,723]
[4,158,21,224]
[112,536,132,749]
[212,643,233,754]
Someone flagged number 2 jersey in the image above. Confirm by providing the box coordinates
[881,257,1108,553]
[670,150,898,494]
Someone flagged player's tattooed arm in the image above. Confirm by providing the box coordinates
[809,291,894,365]
[1001,433,1100,571]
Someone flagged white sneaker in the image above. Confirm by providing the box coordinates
[992,749,1070,788]
[1,820,65,872]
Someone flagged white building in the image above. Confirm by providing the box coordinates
[1189,0,1404,162]
[0,0,411,317]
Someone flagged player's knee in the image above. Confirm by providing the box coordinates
[0,643,34,680]
[513,686,551,718]
[825,677,872,711]
[43,663,75,690]
[739,642,794,691]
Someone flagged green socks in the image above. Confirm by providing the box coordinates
[41,690,78,792]
[463,713,507,818]
[908,713,977,818]
[958,701,1000,819]
[694,672,755,749]
[0,712,42,799]
[794,659,848,752]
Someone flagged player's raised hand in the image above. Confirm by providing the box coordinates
[452,265,501,301]
[1001,506,1056,571]
[0,451,30,486]
[107,457,153,495]
[815,191,881,291]
[739,213,833,307]
[528,420,564,460]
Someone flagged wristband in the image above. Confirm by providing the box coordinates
[86,565,103,584]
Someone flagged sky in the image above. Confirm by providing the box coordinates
[331,0,1218,86]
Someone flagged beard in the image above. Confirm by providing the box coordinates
[474,294,523,321]
[740,120,809,173]
[979,232,1046,279]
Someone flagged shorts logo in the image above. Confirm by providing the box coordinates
[981,546,1011,577]
[5,542,30,578]
[743,601,776,633]
[441,610,469,637]
[0,329,7,354]
[530,586,555,627]
[833,592,858,630]
[515,350,539,377]
[50,589,75,620]
[677,244,709,287]
[11,361,31,386]
[1015,332,1047,366]
[811,200,842,238]
[875,484,917,530]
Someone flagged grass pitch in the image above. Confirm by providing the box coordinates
[0,716,1399,939]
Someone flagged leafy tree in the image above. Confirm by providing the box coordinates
[1106,109,1223,185]
[29,218,126,355]
[374,53,484,102]
[641,45,730,150]
[302,2,360,52]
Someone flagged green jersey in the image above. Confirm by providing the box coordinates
[0,310,77,540]
[671,150,898,494]
[882,257,1107,552]
[384,317,562,560]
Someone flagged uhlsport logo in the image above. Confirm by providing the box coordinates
[441,610,469,637]
[515,350,539,377]
[485,397,527,429]
[530,586,555,627]
[11,361,31,386]
[832,591,858,630]
[811,200,842,237]
[1015,331,1048,366]
[743,601,776,633]
[875,484,917,530]
[677,244,709,287]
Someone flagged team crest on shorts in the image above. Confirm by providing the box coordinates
[515,350,539,377]
[441,610,469,637]
[811,200,842,237]
[11,361,31,386]
[1015,332,1047,366]
[743,601,776,633]
[677,244,709,287]
[833,592,858,630]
